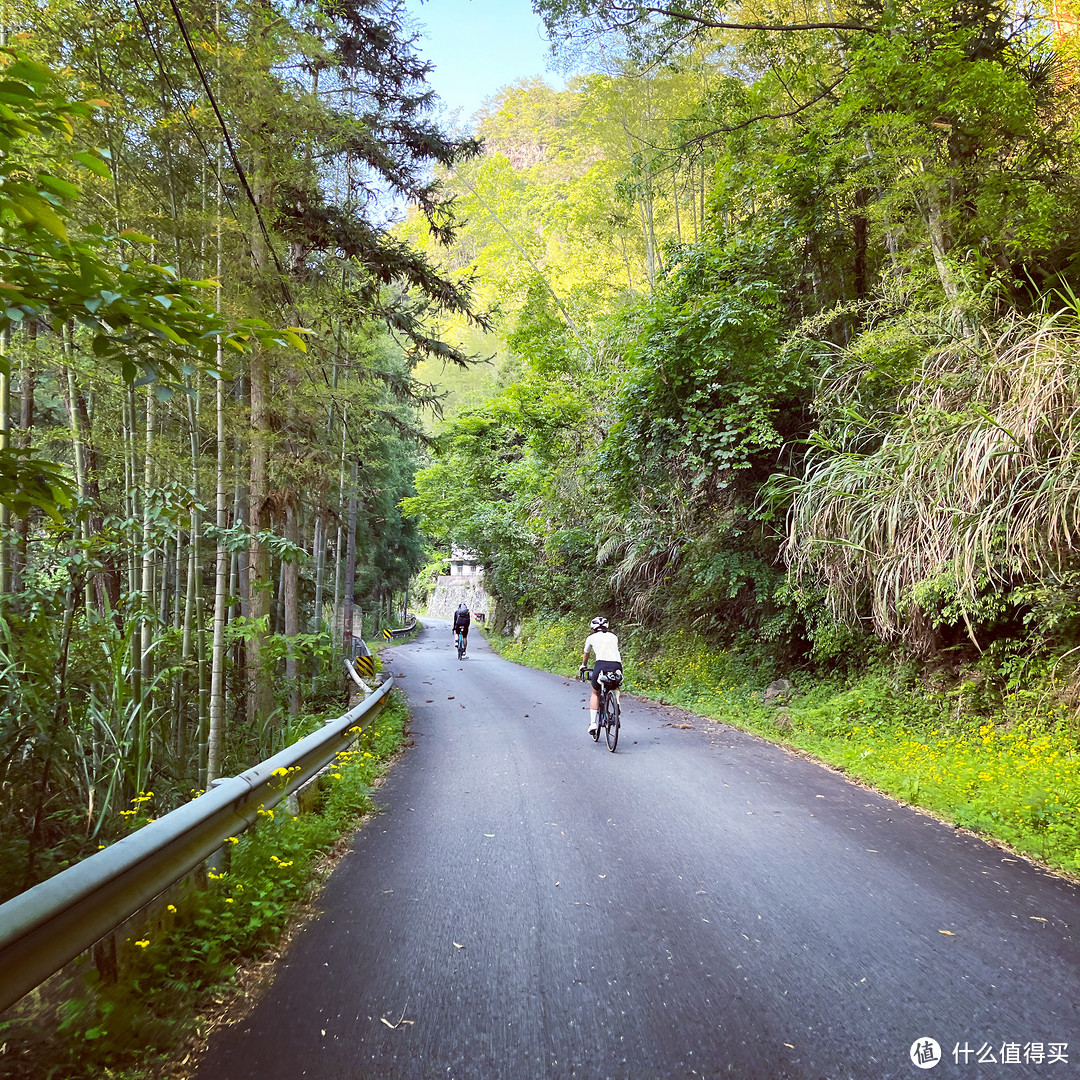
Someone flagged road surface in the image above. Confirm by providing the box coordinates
[196,619,1080,1078]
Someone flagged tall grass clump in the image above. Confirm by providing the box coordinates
[785,305,1080,651]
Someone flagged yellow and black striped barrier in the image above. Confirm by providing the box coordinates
[382,616,417,641]
[355,654,374,679]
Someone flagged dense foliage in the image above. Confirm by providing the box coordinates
[404,0,1080,691]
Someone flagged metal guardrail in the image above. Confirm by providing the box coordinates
[0,676,395,1015]
[382,614,418,640]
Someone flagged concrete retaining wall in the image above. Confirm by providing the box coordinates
[426,575,490,620]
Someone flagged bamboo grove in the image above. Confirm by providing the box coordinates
[0,0,485,899]
[402,0,1080,684]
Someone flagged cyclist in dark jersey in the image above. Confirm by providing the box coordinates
[453,603,471,656]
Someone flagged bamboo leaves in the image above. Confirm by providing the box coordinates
[0,48,301,514]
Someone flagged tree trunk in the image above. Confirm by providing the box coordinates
[0,328,7,611]
[25,566,80,888]
[60,351,96,615]
[921,167,961,308]
[245,110,276,725]
[342,458,359,655]
[66,328,120,618]
[671,165,682,244]
[853,187,869,300]
[332,411,347,644]
[13,350,35,592]
[137,391,156,788]
[208,365,229,785]
[246,345,274,726]
[312,512,326,634]
[284,498,301,717]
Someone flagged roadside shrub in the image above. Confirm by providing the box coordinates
[0,694,409,1080]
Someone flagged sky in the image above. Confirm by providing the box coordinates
[404,0,560,125]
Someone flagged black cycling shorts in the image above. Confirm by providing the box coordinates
[590,661,622,692]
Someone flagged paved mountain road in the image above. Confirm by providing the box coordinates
[196,621,1080,1078]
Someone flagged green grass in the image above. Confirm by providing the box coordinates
[492,617,1080,878]
[0,693,410,1080]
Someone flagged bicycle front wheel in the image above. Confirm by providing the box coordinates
[604,690,619,751]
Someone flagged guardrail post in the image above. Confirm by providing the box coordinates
[93,933,118,984]
[206,778,231,876]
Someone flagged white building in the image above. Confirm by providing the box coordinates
[449,547,481,578]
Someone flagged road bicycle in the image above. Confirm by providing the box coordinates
[581,668,621,752]
[456,628,466,660]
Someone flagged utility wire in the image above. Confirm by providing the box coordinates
[93,0,358,418]
[89,0,440,446]
[158,0,369,413]
[96,0,295,325]
[165,0,294,310]
[129,0,245,233]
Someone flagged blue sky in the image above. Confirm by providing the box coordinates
[404,0,559,124]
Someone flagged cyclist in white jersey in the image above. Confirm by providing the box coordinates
[581,616,622,735]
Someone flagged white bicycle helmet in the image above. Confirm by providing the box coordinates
[589,616,609,632]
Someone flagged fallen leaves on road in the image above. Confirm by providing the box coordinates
[938,930,956,936]
[453,942,464,949]
[380,1004,415,1030]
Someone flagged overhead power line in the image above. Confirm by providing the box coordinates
[129,0,244,228]
[165,0,294,310]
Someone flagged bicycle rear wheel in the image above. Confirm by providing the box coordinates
[604,690,619,751]
[457,632,465,659]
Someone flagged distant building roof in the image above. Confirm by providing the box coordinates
[449,547,482,576]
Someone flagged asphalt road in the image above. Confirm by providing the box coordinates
[195,620,1080,1079]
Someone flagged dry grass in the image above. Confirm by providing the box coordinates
[785,308,1080,646]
